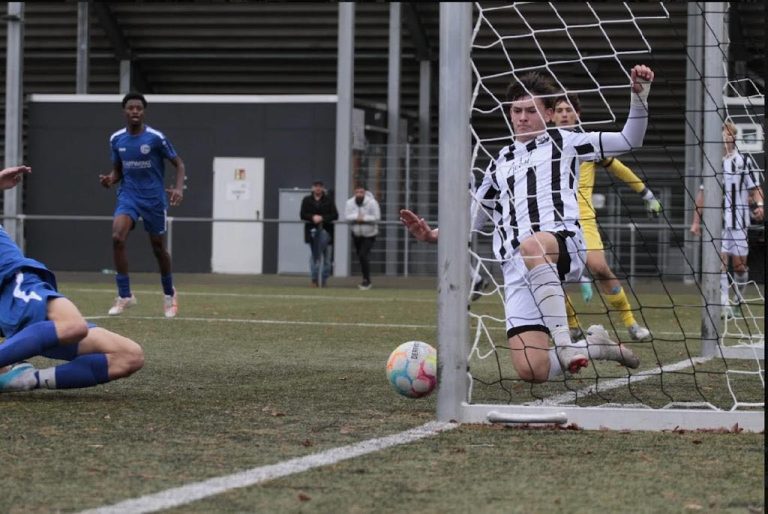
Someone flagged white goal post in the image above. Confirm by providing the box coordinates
[435,3,764,431]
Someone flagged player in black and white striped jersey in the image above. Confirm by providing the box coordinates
[401,65,655,383]
[690,120,764,318]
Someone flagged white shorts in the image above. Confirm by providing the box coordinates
[721,228,749,257]
[502,230,587,337]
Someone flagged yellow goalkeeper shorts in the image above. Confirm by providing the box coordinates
[580,216,604,252]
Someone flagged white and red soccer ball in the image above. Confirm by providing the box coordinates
[385,341,437,398]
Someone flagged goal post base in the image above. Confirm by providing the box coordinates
[487,411,568,425]
[458,403,764,432]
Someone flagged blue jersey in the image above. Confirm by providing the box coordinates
[0,224,56,290]
[110,125,178,203]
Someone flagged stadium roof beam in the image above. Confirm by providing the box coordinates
[92,2,152,94]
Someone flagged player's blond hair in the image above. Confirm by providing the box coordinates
[723,120,737,138]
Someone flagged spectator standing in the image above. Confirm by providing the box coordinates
[345,184,380,290]
[300,180,338,287]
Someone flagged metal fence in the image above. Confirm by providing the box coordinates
[5,144,764,282]
[8,213,763,285]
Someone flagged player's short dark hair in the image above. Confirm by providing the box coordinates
[122,92,147,108]
[505,72,560,110]
[555,93,581,114]
[354,183,367,190]
[312,179,324,186]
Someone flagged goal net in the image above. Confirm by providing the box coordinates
[436,2,764,431]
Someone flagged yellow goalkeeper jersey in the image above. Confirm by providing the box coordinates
[577,157,645,221]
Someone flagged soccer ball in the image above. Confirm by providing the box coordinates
[385,341,437,398]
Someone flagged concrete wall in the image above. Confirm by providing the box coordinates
[24,95,336,274]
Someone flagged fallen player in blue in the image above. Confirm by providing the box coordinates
[0,165,144,392]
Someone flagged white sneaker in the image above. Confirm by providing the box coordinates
[569,327,585,341]
[470,277,489,302]
[0,362,36,392]
[627,323,652,341]
[555,345,589,375]
[586,324,640,369]
[108,294,137,316]
[164,288,178,318]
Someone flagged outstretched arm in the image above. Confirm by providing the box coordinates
[400,209,438,244]
[598,65,654,156]
[0,166,31,190]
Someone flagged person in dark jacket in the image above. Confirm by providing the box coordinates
[300,180,339,287]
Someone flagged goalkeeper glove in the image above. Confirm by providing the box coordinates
[641,188,662,218]
[645,198,662,218]
[580,282,593,303]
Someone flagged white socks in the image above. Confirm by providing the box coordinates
[548,339,587,379]
[529,263,571,349]
[733,270,748,303]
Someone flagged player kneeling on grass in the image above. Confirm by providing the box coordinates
[0,166,144,392]
[400,65,653,383]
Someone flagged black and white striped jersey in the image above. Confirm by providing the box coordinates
[722,151,760,230]
[473,128,605,260]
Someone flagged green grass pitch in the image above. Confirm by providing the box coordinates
[0,273,763,513]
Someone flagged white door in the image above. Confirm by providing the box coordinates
[277,188,312,274]
[212,157,265,274]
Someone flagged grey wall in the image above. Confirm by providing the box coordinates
[25,98,336,274]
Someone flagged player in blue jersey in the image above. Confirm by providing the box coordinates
[0,165,144,392]
[99,92,186,318]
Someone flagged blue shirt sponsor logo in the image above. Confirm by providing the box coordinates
[110,126,178,202]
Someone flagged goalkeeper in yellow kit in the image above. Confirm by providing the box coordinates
[553,95,659,341]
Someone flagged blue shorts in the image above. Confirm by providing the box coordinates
[0,269,63,338]
[115,193,167,235]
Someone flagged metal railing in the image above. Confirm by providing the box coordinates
[5,214,762,282]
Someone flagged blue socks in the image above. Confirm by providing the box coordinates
[34,353,110,389]
[116,273,131,298]
[42,342,80,361]
[161,273,174,296]
[0,321,60,367]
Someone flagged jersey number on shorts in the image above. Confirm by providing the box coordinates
[13,272,42,303]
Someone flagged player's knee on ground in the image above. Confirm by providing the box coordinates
[57,318,90,344]
[516,363,549,383]
[109,339,145,379]
[509,337,550,383]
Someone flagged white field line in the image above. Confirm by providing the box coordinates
[78,421,457,514]
[84,315,434,330]
[67,287,436,303]
[83,313,706,340]
[537,356,714,406]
